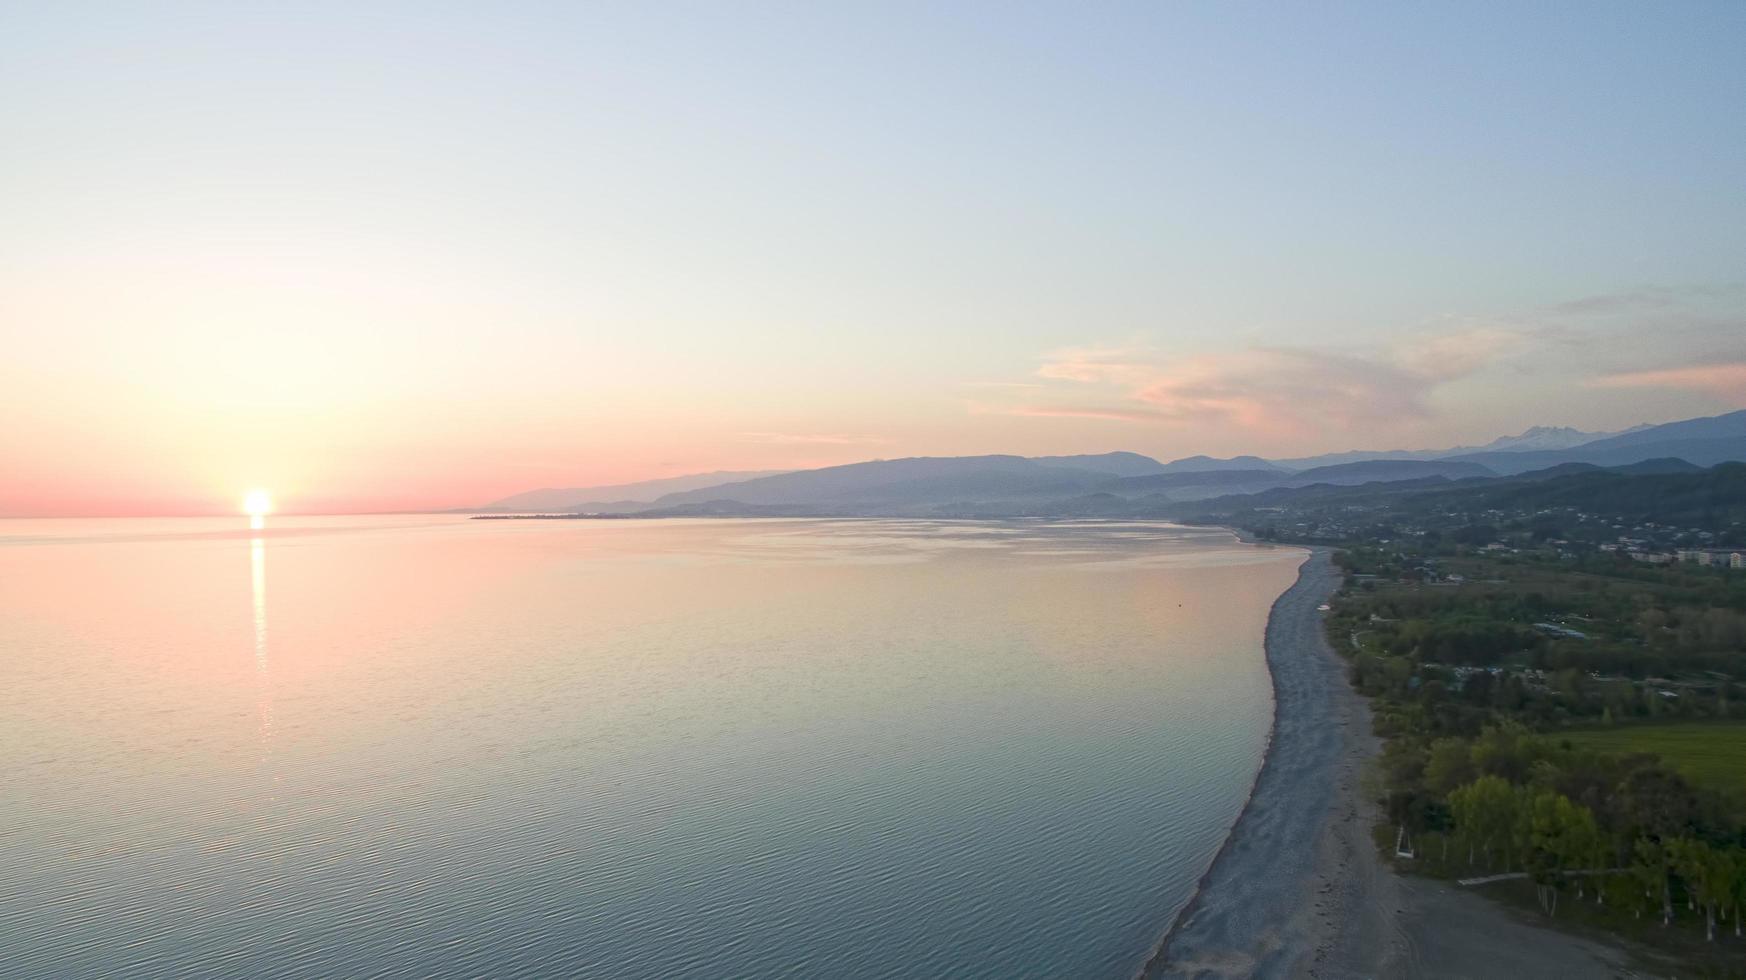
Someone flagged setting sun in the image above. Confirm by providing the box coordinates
[3,6,1743,977]
[242,489,273,518]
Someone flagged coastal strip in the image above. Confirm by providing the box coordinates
[1141,544,1401,979]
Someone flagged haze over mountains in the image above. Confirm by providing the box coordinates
[478,410,1746,518]
[1268,424,1639,469]
[480,470,787,512]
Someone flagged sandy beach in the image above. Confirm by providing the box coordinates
[1144,545,1648,979]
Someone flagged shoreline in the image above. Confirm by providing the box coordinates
[1142,533,1650,979]
[1140,542,1391,978]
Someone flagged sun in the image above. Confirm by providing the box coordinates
[243,489,274,518]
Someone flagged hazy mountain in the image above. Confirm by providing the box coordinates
[1250,410,1739,478]
[1270,425,1626,470]
[1572,409,1746,449]
[484,411,1746,518]
[1466,425,1617,453]
[485,455,1160,513]
[1103,469,1288,502]
[1157,454,1288,474]
[1446,411,1746,474]
[1171,460,1746,530]
[1029,451,1166,477]
[1512,462,1607,481]
[639,456,1504,516]
[1283,459,1498,486]
[1266,448,1431,469]
[1608,457,1707,475]
[650,455,1111,509]
[480,470,786,512]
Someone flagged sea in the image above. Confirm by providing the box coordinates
[0,516,1301,978]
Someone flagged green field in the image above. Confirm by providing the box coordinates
[1560,722,1746,797]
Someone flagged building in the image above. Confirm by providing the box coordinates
[1677,549,1744,568]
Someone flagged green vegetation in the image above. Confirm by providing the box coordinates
[1206,466,1746,965]
[1561,723,1746,798]
[1328,548,1746,957]
[1182,460,1746,547]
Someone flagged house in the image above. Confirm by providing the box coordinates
[1677,549,1744,568]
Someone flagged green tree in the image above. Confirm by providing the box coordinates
[1450,775,1516,869]
[1422,737,1477,797]
[1670,838,1736,942]
[1633,838,1675,927]
[1728,847,1746,939]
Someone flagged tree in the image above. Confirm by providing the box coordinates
[1600,861,1646,914]
[1612,766,1699,842]
[1423,737,1477,797]
[1729,847,1746,938]
[1557,802,1606,901]
[1450,775,1517,870]
[1634,838,1675,927]
[1670,838,1740,942]
[1521,789,1565,914]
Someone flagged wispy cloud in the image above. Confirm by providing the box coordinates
[1591,362,1746,405]
[1034,344,1160,386]
[975,403,1179,423]
[1393,326,1530,381]
[990,324,1531,435]
[1132,348,1435,431]
[968,284,1746,444]
[737,431,894,446]
[1545,283,1746,317]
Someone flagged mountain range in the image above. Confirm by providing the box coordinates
[476,410,1746,517]
[477,470,787,513]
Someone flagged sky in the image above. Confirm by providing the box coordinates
[3,2,1744,515]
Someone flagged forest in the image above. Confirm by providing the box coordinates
[1328,543,1746,961]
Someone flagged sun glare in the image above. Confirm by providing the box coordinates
[243,489,273,518]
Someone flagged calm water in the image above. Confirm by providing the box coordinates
[0,516,1300,978]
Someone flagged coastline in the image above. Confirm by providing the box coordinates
[1141,543,1394,978]
[1142,533,1650,979]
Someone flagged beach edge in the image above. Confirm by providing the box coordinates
[1137,536,1397,979]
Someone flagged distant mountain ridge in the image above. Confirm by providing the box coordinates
[476,410,1746,517]
[1442,411,1746,474]
[1158,454,1286,474]
[1283,459,1497,486]
[1271,424,1629,470]
[1174,460,1746,532]
[1470,425,1626,453]
[1029,451,1168,477]
[650,455,1115,510]
[480,470,787,512]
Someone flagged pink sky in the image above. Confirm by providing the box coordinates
[4,5,1743,516]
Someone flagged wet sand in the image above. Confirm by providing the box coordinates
[1145,545,1647,979]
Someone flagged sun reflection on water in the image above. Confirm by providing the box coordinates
[250,524,273,744]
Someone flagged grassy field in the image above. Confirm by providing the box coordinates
[1559,722,1746,797]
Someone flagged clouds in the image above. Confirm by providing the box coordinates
[1393,327,1530,381]
[991,404,1180,423]
[981,325,1532,438]
[1593,362,1746,406]
[1133,347,1434,432]
[737,432,894,446]
[975,284,1746,447]
[1033,345,1160,387]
